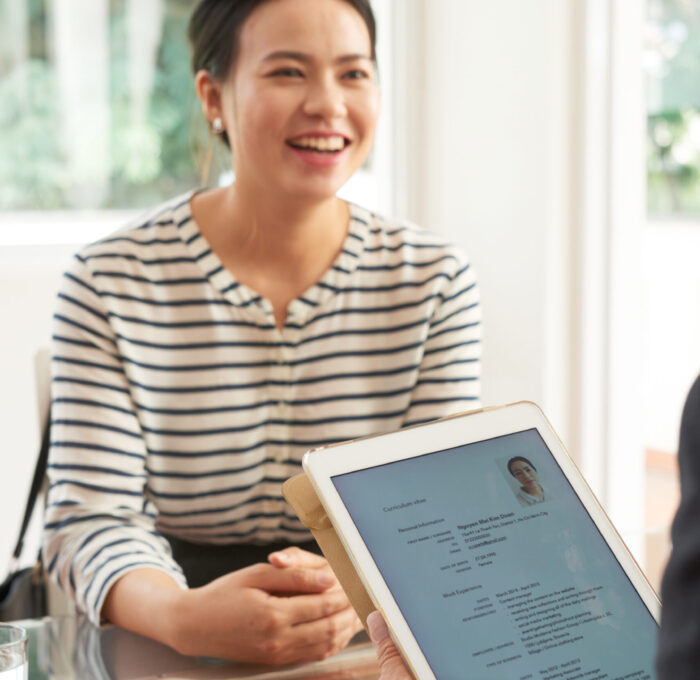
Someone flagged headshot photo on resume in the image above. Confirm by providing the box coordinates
[507,456,546,507]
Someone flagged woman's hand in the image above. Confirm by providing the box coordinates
[367,611,414,680]
[169,547,362,665]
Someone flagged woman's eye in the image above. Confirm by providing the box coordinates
[270,67,304,78]
[342,69,369,80]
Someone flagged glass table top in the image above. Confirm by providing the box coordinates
[20,616,380,680]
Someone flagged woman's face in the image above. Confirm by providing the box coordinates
[510,461,539,488]
[218,0,380,202]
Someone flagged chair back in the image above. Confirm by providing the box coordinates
[34,348,76,616]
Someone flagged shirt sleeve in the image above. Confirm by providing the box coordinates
[43,254,187,626]
[402,249,481,427]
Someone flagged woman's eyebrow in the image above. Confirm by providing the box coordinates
[335,53,372,63]
[263,50,310,62]
[262,50,371,63]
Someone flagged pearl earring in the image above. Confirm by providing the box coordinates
[212,117,224,134]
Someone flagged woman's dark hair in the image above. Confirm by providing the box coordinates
[507,456,537,477]
[188,0,377,81]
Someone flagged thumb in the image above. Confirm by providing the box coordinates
[367,611,412,677]
[367,610,391,644]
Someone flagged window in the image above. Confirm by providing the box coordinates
[1,0,201,211]
[646,0,700,215]
[0,0,393,240]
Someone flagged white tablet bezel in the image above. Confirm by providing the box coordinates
[302,401,660,680]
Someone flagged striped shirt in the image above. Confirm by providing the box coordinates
[43,192,481,624]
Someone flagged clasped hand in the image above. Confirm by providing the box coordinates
[170,546,362,665]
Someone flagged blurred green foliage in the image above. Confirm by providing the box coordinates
[648,110,700,214]
[647,0,700,215]
[0,0,220,211]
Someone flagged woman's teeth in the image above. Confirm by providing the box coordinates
[289,136,346,152]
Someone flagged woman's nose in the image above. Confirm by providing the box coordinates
[303,77,347,120]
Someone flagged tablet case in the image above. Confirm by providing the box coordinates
[283,472,376,628]
[282,406,504,630]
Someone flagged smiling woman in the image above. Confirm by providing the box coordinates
[189,0,382,328]
[42,0,481,666]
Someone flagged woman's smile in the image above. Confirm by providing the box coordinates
[217,0,380,201]
[286,131,352,167]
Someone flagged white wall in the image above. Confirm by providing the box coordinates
[642,223,700,453]
[394,0,575,440]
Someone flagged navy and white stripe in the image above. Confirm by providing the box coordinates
[43,192,481,624]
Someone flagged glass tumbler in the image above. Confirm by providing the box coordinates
[0,624,27,680]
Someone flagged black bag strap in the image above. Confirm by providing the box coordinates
[11,414,51,562]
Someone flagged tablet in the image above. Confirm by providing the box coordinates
[301,402,660,680]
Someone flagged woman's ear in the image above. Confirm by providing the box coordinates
[195,69,224,130]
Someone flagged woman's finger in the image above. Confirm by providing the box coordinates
[268,546,329,569]
[243,602,359,666]
[274,589,355,625]
[241,561,337,593]
[287,601,361,646]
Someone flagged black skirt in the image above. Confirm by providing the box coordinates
[164,535,322,588]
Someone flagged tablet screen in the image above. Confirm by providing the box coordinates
[332,428,658,680]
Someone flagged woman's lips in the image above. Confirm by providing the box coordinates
[287,134,348,152]
[286,136,351,167]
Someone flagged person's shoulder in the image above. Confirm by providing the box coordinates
[679,374,700,468]
[348,203,471,274]
[683,375,700,415]
[515,490,532,507]
[350,203,457,248]
[74,191,195,264]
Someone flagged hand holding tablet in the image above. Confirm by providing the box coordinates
[367,611,414,679]
[294,402,659,680]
